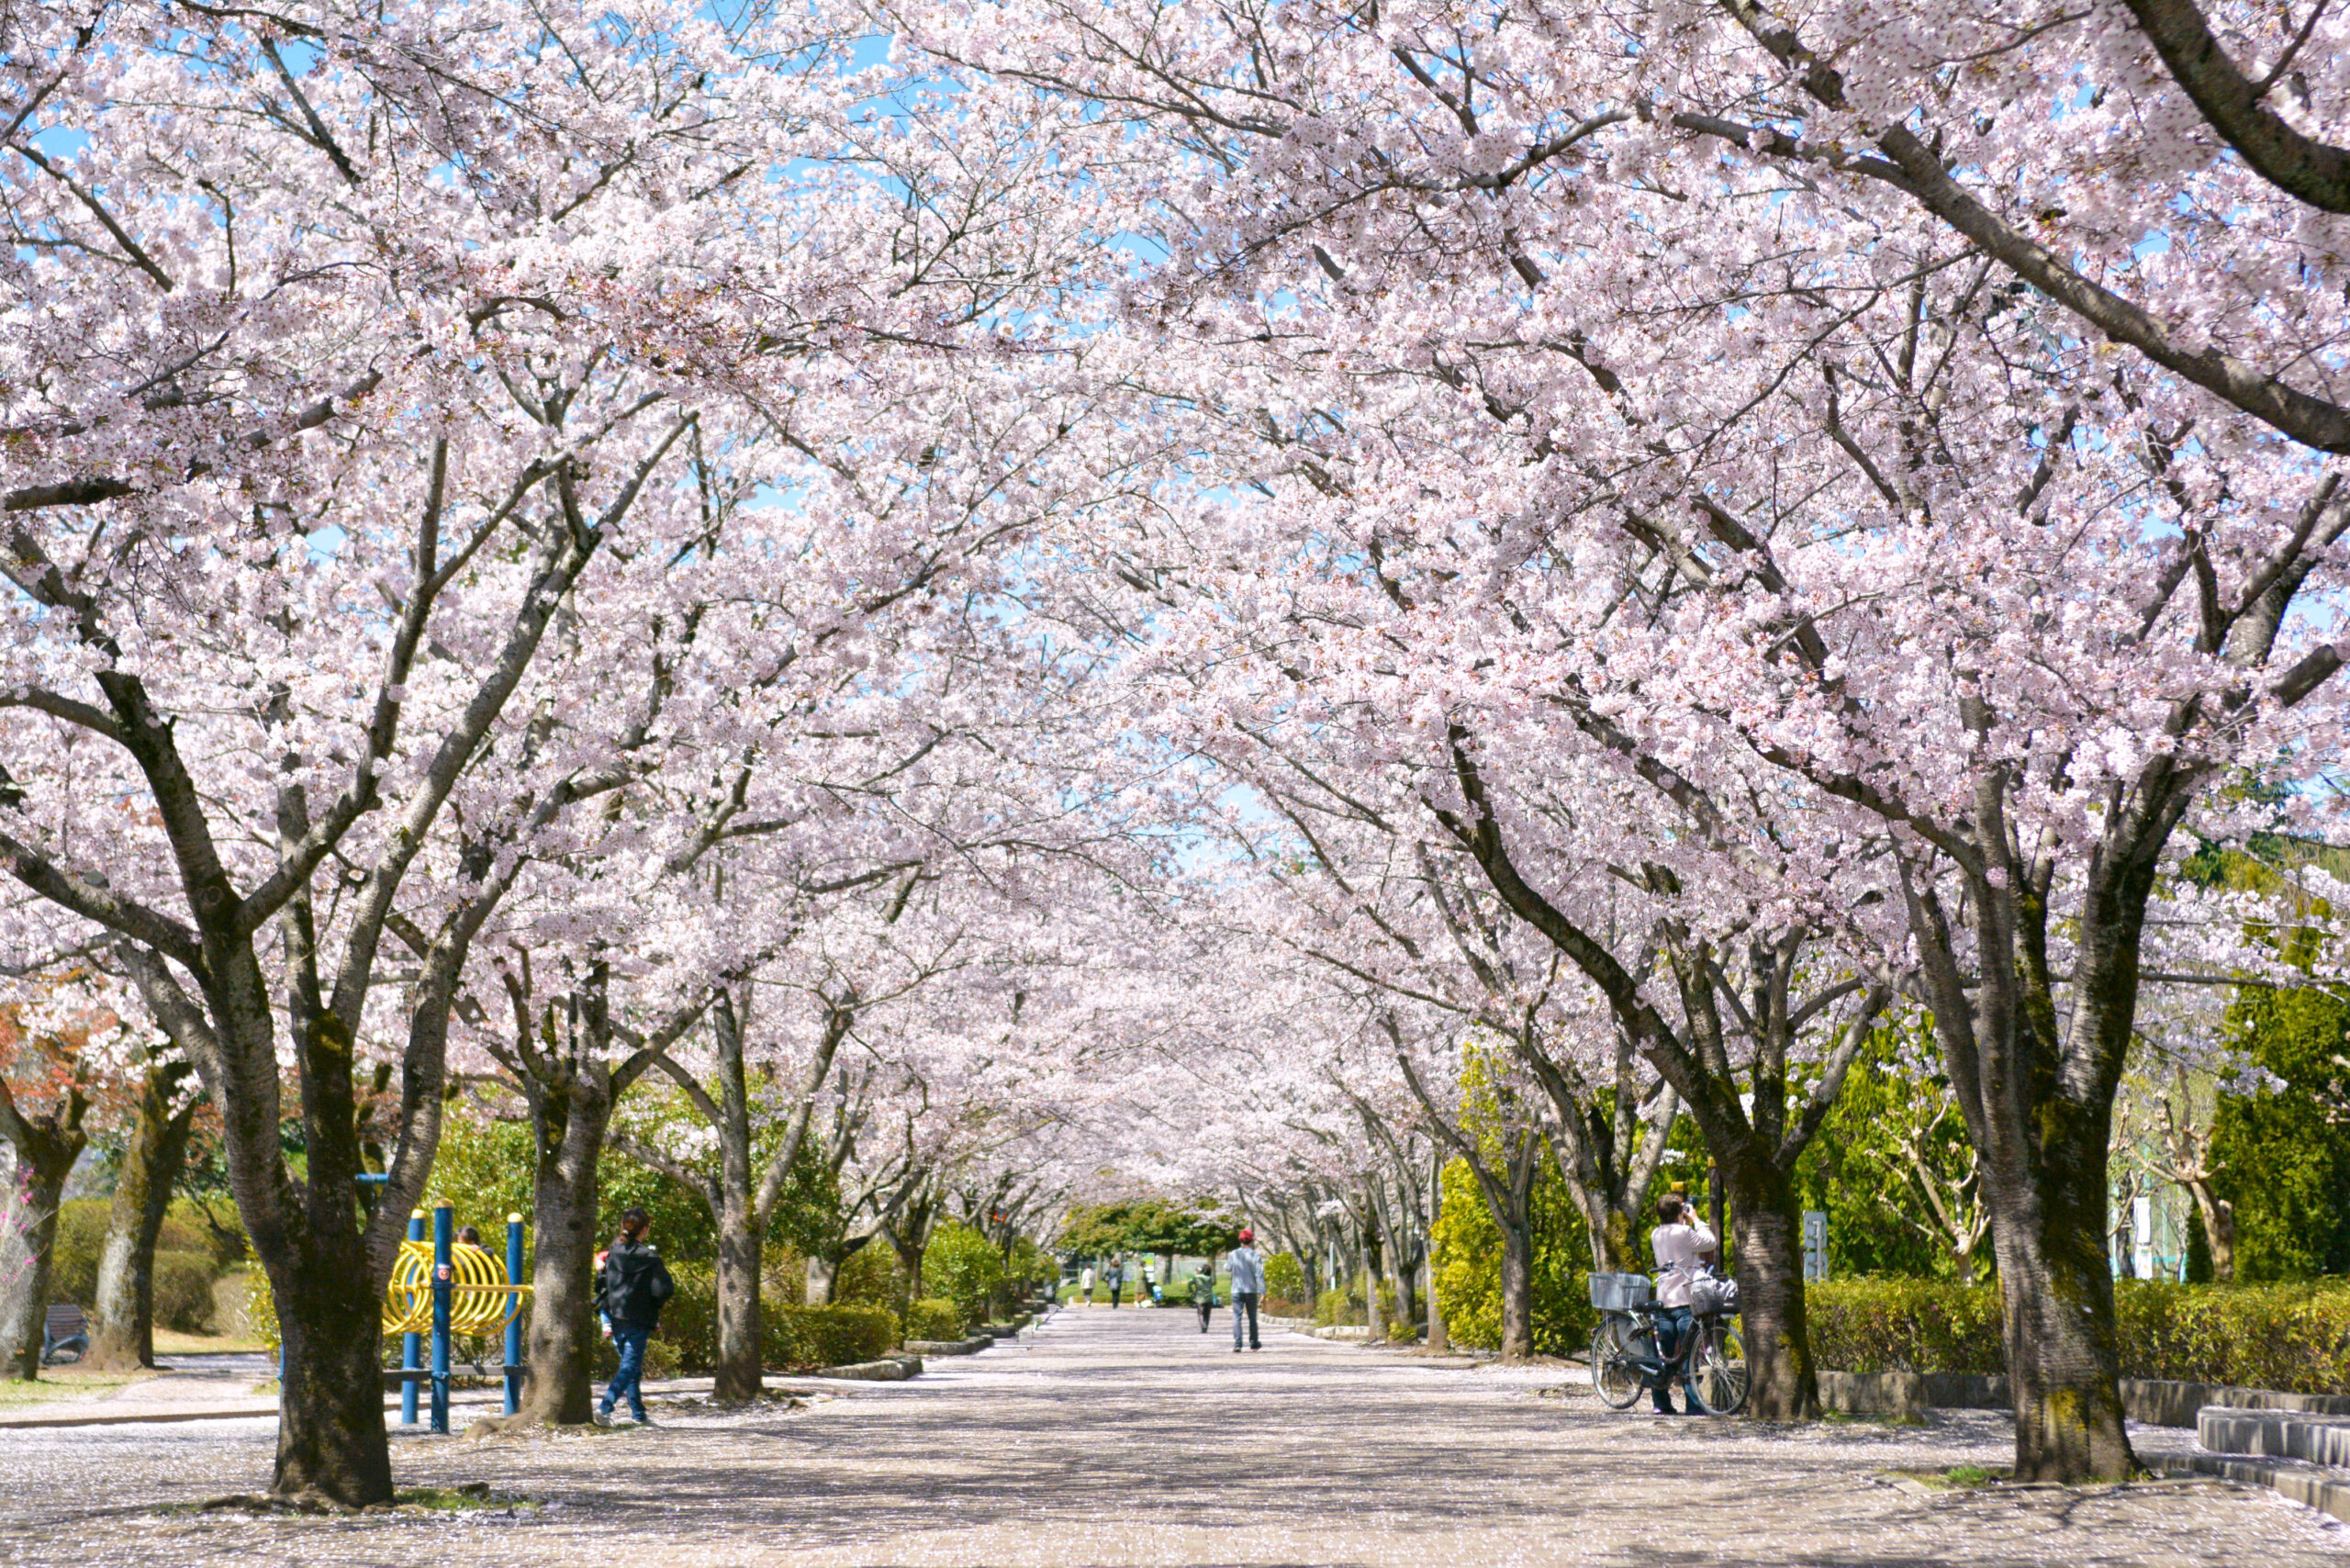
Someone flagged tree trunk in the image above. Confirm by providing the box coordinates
[87,1061,197,1371]
[1425,1158,1449,1352]
[807,1250,840,1305]
[1423,1249,1448,1352]
[267,1237,395,1506]
[2,1166,68,1381]
[1720,1156,1818,1421]
[1360,1232,1385,1340]
[892,1233,925,1308]
[478,1072,611,1431]
[712,1196,764,1402]
[2185,1180,2234,1284]
[1983,1117,2135,1483]
[1496,1215,1533,1361]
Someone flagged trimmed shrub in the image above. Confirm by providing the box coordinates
[47,1198,109,1306]
[832,1243,904,1308]
[1263,1252,1307,1304]
[1807,1280,2005,1375]
[151,1249,217,1331]
[592,1330,683,1383]
[774,1305,898,1368]
[627,1265,898,1372]
[50,1199,230,1316]
[905,1298,964,1342]
[2115,1280,2350,1393]
[1315,1286,1363,1327]
[1808,1278,2350,1394]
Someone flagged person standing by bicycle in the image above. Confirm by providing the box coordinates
[1649,1193,1718,1416]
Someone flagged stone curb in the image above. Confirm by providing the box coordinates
[804,1355,923,1382]
[903,1336,991,1356]
[1819,1372,2350,1428]
[0,1402,282,1430]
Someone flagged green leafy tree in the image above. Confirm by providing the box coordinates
[2213,983,2350,1281]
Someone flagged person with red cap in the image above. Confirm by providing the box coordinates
[1226,1227,1265,1352]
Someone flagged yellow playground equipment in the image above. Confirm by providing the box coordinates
[384,1234,525,1337]
[383,1204,531,1431]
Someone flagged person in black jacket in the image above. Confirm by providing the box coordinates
[595,1207,675,1426]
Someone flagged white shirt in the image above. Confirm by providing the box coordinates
[1651,1218,1718,1308]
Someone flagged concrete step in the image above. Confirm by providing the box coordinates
[2198,1406,2350,1468]
[2150,1452,2350,1527]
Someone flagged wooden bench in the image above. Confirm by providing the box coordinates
[41,1304,89,1365]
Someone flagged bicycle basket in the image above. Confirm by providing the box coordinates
[1588,1272,1653,1311]
[1689,1270,1740,1316]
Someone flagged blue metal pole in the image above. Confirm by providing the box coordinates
[431,1202,453,1435]
[503,1213,524,1417]
[401,1209,425,1426]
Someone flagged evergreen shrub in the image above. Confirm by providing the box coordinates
[924,1223,1003,1329]
[151,1249,217,1331]
[1262,1252,1307,1308]
[645,1267,900,1370]
[905,1298,965,1342]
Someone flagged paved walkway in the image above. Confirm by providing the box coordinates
[2,1307,2343,1565]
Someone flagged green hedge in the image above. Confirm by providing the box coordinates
[1808,1278,2350,1394]
[1807,1280,2006,1375]
[904,1298,964,1341]
[654,1267,899,1371]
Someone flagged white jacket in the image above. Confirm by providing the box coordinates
[1651,1219,1718,1309]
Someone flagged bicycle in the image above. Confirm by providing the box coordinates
[1586,1271,1749,1416]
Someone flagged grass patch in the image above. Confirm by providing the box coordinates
[0,1370,149,1407]
[1821,1408,1930,1428]
[388,1483,533,1512]
[1888,1463,2011,1490]
[154,1328,269,1356]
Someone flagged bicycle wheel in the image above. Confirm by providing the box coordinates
[1590,1317,1646,1410]
[1687,1316,1750,1416]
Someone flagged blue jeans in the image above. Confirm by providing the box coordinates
[1232,1292,1260,1349]
[603,1325,650,1420]
[1651,1306,1694,1408]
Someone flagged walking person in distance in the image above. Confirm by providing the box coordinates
[1080,1263,1095,1305]
[1190,1262,1217,1333]
[595,1206,676,1426]
[1647,1193,1718,1416]
[1227,1230,1265,1352]
[1105,1257,1126,1308]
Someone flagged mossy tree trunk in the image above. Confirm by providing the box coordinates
[0,1066,90,1381]
[87,1058,197,1371]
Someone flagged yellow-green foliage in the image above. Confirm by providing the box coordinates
[832,1242,904,1307]
[1808,1278,2350,1393]
[1262,1252,1307,1308]
[1806,1280,2005,1375]
[651,1265,900,1370]
[904,1298,965,1341]
[246,1266,278,1353]
[2116,1280,2350,1392]
[1430,1157,1595,1354]
[924,1223,1004,1327]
